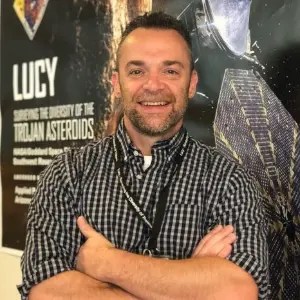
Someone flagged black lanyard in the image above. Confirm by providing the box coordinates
[112,133,189,256]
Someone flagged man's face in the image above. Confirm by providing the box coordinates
[113,28,198,137]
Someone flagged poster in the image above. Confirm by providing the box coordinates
[1,0,299,299]
[165,1,300,299]
[0,0,114,251]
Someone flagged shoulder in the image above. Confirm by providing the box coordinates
[187,136,224,160]
[70,136,112,165]
[188,136,256,184]
[40,136,113,184]
[188,137,237,170]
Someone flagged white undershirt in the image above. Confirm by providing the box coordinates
[143,156,152,171]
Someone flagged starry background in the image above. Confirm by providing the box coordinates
[154,0,300,145]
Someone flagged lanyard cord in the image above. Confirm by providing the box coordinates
[113,137,153,228]
[112,133,189,254]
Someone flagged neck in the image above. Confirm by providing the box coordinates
[123,118,182,155]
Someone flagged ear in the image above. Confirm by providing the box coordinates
[112,71,121,98]
[188,70,199,99]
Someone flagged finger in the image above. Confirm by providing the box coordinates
[201,225,234,248]
[193,228,236,257]
[193,236,234,257]
[77,216,99,239]
[203,224,234,245]
[205,232,236,256]
[193,225,223,255]
[200,225,223,244]
[221,232,237,246]
[193,225,234,256]
[218,244,233,258]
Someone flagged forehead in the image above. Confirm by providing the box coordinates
[118,28,191,66]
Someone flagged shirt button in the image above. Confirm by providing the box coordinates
[133,150,139,156]
[136,174,142,180]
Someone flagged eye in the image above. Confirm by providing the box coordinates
[164,69,180,77]
[128,69,144,77]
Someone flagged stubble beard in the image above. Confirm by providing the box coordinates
[124,92,189,137]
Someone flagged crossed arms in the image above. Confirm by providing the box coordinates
[20,151,268,300]
[29,217,258,300]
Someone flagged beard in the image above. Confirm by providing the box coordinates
[124,91,189,137]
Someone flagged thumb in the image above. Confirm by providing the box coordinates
[77,216,98,239]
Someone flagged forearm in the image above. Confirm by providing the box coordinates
[103,250,258,300]
[29,270,139,300]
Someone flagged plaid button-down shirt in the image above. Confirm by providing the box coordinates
[19,121,269,299]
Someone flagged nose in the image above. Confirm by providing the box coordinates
[142,73,165,92]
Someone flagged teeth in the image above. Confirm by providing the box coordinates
[142,102,167,106]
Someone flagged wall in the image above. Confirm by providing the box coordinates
[0,252,21,300]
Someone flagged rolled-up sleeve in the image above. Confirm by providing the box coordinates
[18,151,81,299]
[209,165,269,299]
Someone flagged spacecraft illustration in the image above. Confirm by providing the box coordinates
[214,69,300,299]
[178,0,261,66]
[178,0,300,299]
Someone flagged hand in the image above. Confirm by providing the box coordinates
[192,225,236,258]
[75,216,115,281]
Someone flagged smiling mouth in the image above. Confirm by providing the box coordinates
[139,101,169,106]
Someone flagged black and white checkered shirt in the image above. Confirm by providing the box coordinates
[19,122,269,299]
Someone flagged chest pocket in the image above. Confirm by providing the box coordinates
[158,203,204,259]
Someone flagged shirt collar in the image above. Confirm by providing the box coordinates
[115,119,188,159]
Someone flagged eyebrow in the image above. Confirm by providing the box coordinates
[125,60,185,69]
[163,60,185,69]
[125,60,145,68]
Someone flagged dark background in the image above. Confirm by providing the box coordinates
[154,0,300,145]
[1,0,300,250]
[1,0,112,249]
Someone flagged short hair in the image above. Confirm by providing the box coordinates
[116,12,194,70]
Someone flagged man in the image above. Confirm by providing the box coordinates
[19,12,269,300]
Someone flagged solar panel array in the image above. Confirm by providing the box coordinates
[214,68,300,299]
